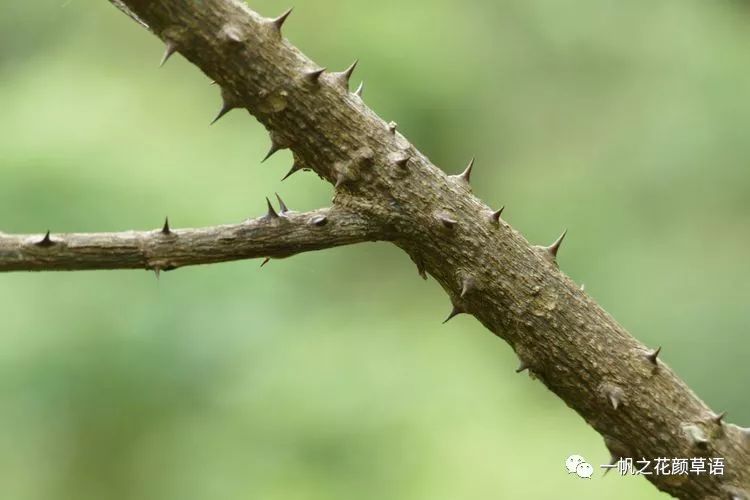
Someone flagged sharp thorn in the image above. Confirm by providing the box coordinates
[645,346,662,366]
[442,305,464,324]
[515,361,529,374]
[210,100,235,125]
[304,67,326,83]
[281,163,302,181]
[153,268,161,280]
[354,81,364,97]
[36,230,55,248]
[333,59,358,89]
[262,142,283,163]
[271,7,293,32]
[260,257,271,268]
[490,206,505,223]
[161,217,171,235]
[395,155,410,168]
[456,157,474,184]
[275,193,289,214]
[265,197,279,219]
[548,229,568,258]
[712,411,727,425]
[160,41,177,67]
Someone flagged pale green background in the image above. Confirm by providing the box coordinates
[1,1,749,499]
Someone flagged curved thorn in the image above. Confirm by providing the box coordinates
[265,197,279,219]
[490,206,505,223]
[311,215,328,227]
[160,41,177,67]
[515,361,529,374]
[440,216,457,229]
[281,163,302,181]
[262,142,283,163]
[354,81,364,97]
[271,7,293,33]
[210,100,235,125]
[645,346,662,366]
[332,59,358,89]
[457,157,474,184]
[161,217,171,235]
[548,229,568,258]
[36,230,54,248]
[442,305,463,324]
[275,193,289,214]
[304,67,326,83]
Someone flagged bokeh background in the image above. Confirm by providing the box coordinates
[1,0,749,498]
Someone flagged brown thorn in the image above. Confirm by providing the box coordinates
[395,155,410,168]
[281,163,302,181]
[548,229,567,258]
[645,346,662,366]
[490,206,505,224]
[304,67,326,83]
[210,100,235,125]
[271,7,293,33]
[456,157,474,184]
[262,142,283,163]
[275,193,289,214]
[265,197,279,219]
[712,411,728,425]
[260,257,271,268]
[515,361,529,374]
[159,41,177,67]
[333,59,358,89]
[35,230,55,248]
[442,305,464,324]
[161,217,172,235]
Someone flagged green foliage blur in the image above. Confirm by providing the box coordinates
[1,1,749,498]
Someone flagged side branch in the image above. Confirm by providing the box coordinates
[0,207,382,273]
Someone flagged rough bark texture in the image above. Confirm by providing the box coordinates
[0,207,379,272]
[2,1,749,497]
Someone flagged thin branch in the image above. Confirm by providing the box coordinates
[0,207,382,272]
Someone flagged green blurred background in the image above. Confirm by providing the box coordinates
[1,0,749,498]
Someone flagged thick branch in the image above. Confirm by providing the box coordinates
[0,207,381,272]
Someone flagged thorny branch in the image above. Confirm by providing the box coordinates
[0,203,381,273]
[0,1,747,497]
